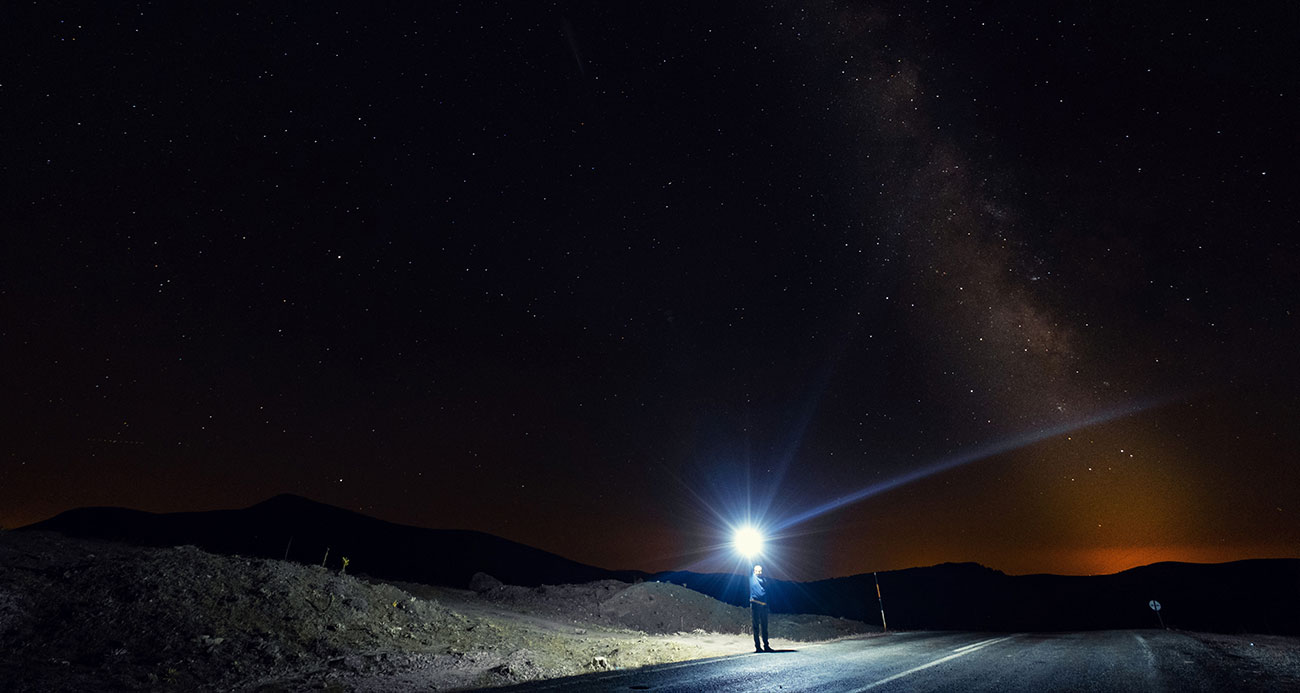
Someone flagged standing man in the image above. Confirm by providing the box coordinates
[750,564,773,652]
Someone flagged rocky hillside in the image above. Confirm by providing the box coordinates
[0,531,874,691]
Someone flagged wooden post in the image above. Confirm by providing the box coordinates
[875,572,888,632]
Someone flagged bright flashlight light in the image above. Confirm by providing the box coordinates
[733,526,764,558]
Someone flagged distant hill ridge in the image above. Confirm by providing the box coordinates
[24,493,648,588]
[23,495,1300,634]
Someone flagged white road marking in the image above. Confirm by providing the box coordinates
[952,636,1005,654]
[849,634,1020,692]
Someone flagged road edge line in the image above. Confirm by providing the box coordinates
[849,634,1020,691]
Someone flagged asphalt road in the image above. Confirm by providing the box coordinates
[497,630,1300,692]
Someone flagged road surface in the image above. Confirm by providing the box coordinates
[497,630,1299,692]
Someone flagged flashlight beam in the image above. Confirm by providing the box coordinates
[774,398,1171,533]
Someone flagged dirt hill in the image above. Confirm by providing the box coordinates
[0,531,875,691]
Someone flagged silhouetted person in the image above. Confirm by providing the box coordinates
[750,564,772,652]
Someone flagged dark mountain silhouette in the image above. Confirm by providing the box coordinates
[662,559,1300,635]
[663,558,1300,635]
[23,495,1300,634]
[22,494,648,588]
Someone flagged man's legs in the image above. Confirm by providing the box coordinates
[752,603,762,651]
[759,604,770,650]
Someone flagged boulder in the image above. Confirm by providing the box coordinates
[469,572,504,593]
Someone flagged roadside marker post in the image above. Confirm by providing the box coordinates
[875,572,888,632]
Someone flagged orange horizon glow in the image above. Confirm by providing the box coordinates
[856,543,1300,579]
[999,543,1300,577]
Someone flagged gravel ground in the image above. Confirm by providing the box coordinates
[0,531,874,691]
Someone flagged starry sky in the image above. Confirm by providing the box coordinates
[3,1,1298,580]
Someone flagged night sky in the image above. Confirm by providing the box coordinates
[4,2,1298,581]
